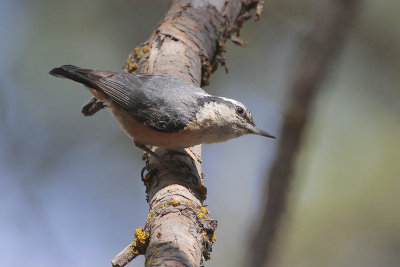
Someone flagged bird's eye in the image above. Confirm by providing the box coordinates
[236,107,244,115]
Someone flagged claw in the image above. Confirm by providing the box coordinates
[141,164,159,182]
[81,97,106,116]
[135,142,199,181]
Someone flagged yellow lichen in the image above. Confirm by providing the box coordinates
[146,258,158,266]
[142,45,150,53]
[146,210,155,223]
[130,227,149,256]
[168,200,179,206]
[135,227,149,244]
[129,62,138,71]
[200,206,209,214]
[151,247,159,256]
[134,47,140,54]
[130,241,138,255]
[145,247,159,267]
[212,235,216,243]
[195,205,209,219]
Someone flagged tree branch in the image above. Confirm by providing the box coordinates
[111,0,263,266]
[247,0,361,266]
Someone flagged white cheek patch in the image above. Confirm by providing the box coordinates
[196,102,234,126]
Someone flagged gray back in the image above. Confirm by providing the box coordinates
[98,73,208,132]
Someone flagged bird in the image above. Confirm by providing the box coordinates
[49,65,275,157]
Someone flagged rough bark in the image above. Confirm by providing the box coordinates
[247,1,361,267]
[111,1,264,266]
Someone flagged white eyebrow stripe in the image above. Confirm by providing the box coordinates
[195,92,243,107]
[219,96,241,106]
[195,92,211,97]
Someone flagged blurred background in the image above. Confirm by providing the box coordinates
[1,0,399,266]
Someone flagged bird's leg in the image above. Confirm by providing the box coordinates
[134,142,165,181]
[134,142,169,166]
[81,97,106,116]
[134,142,196,180]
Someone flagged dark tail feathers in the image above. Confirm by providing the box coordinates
[49,65,100,90]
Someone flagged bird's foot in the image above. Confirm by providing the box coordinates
[136,143,197,180]
[81,97,106,116]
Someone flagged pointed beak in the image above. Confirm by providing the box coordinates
[247,124,276,139]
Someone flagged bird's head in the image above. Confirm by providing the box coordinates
[195,94,275,142]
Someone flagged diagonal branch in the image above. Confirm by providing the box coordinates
[111,1,264,266]
[247,0,361,266]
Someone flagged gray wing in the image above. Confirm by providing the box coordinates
[96,73,206,132]
[49,65,207,132]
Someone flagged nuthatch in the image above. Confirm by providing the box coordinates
[49,65,275,154]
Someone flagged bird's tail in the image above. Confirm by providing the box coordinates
[49,65,101,90]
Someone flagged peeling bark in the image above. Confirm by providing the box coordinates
[112,0,263,266]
